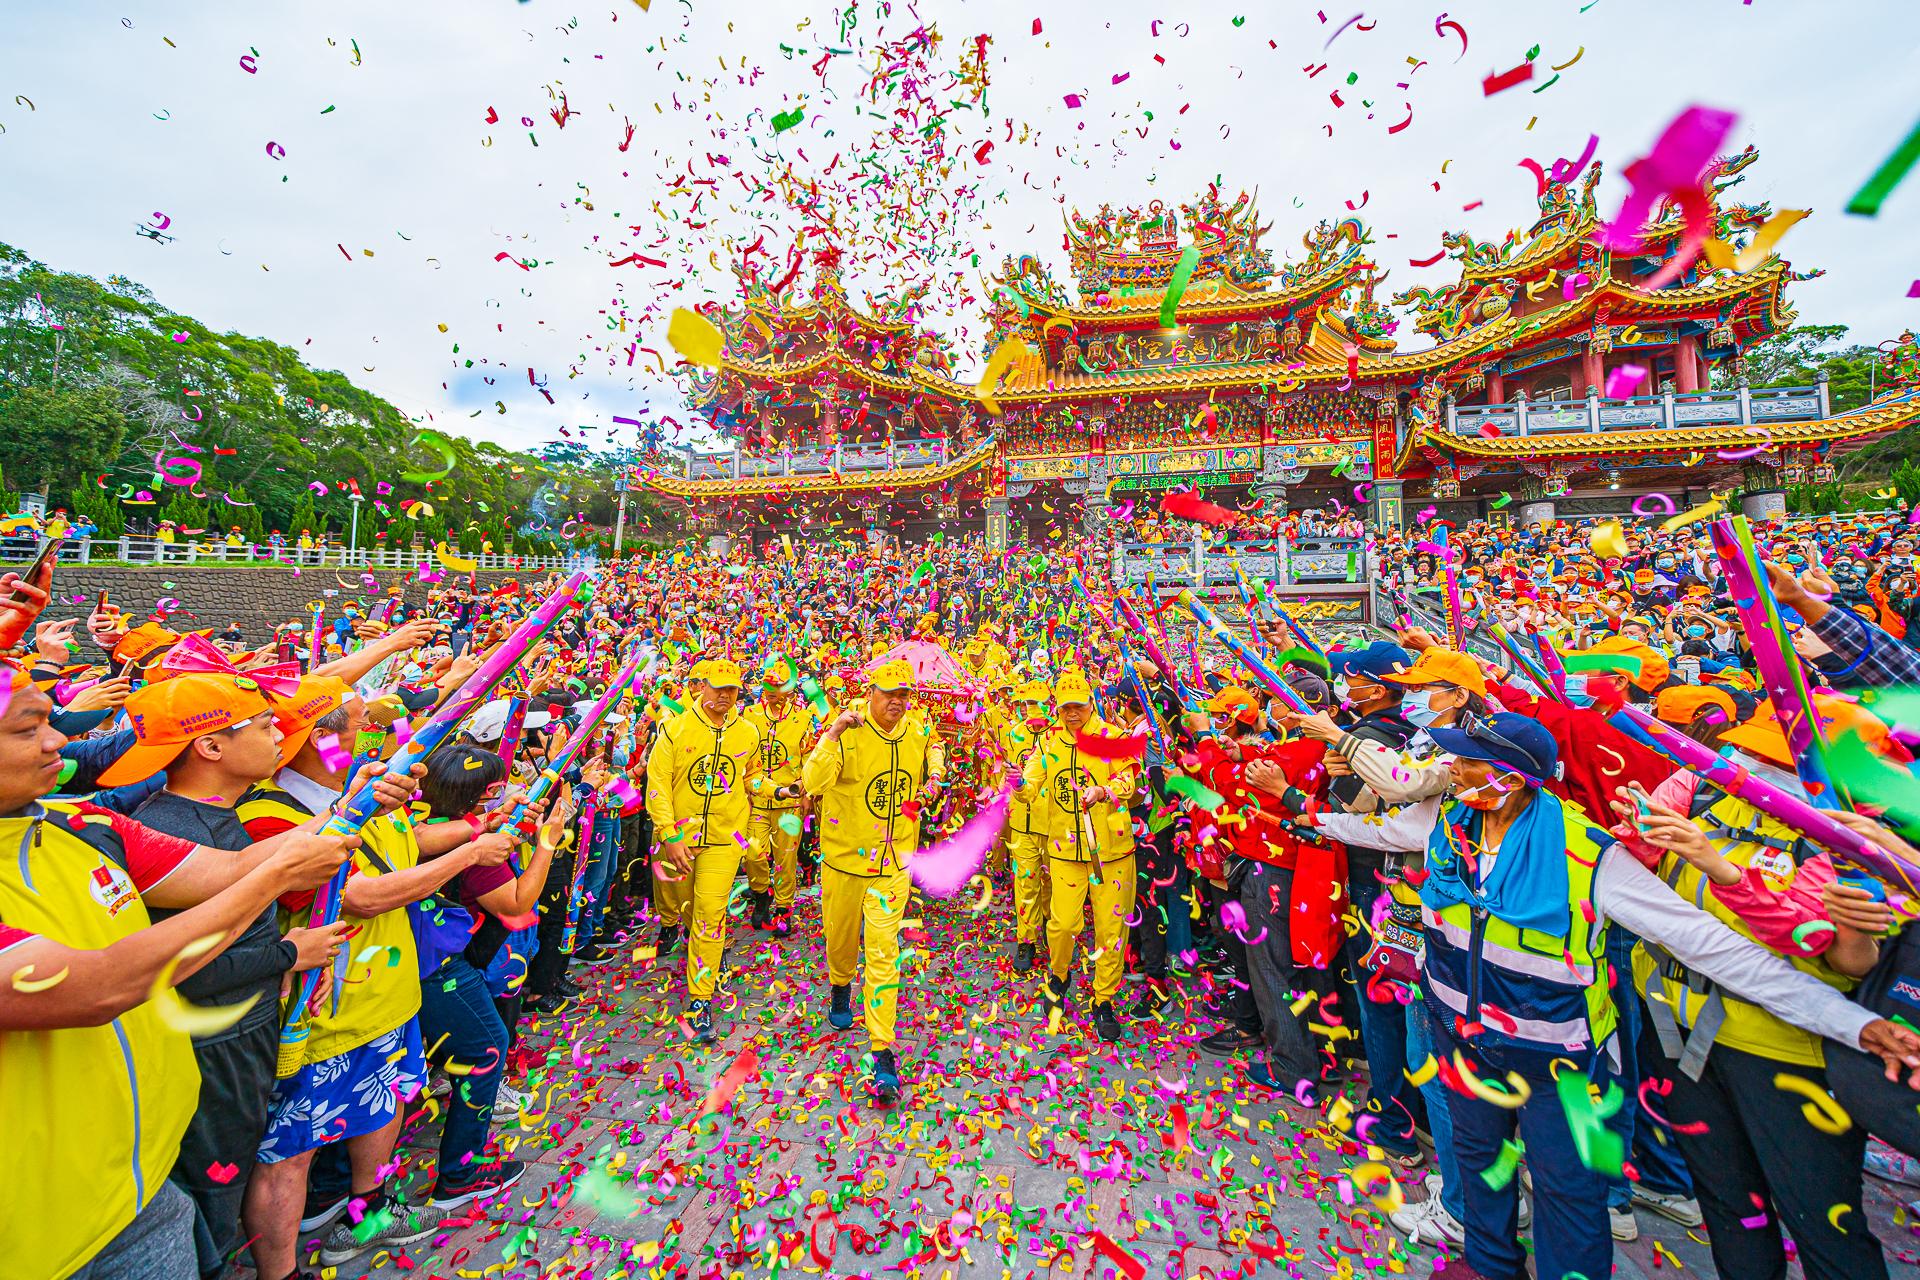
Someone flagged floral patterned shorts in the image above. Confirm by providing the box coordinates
[255,1021,427,1163]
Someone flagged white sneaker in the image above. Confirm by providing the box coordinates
[1517,1191,1533,1230]
[427,1070,452,1100]
[491,1084,528,1121]
[1388,1191,1466,1247]
[1610,1206,1640,1241]
[1630,1186,1703,1226]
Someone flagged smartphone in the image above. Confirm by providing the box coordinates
[8,537,63,602]
[96,588,110,610]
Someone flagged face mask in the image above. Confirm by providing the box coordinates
[1686,625,1706,638]
[1403,688,1438,727]
[1562,674,1592,706]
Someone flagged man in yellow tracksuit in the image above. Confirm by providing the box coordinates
[1020,669,1138,1043]
[647,672,694,952]
[997,679,1051,972]
[744,659,814,936]
[801,659,944,1104]
[645,658,765,1044]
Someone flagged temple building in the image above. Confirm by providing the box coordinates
[640,151,1918,546]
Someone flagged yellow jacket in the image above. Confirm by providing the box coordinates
[992,707,1043,835]
[745,698,814,811]
[645,703,765,850]
[1019,719,1138,862]
[802,708,944,876]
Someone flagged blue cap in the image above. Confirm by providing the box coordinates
[1427,712,1559,781]
[1329,640,1413,682]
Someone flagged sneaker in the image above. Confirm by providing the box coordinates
[1630,1186,1703,1227]
[315,1195,436,1265]
[1093,1002,1124,1043]
[554,974,584,998]
[1197,1026,1263,1058]
[1389,1193,1466,1248]
[1130,981,1175,1019]
[1014,941,1036,973]
[426,1071,453,1100]
[298,1189,348,1233]
[657,924,683,953]
[491,1083,529,1121]
[1041,979,1072,1022]
[770,910,792,938]
[687,999,716,1044]
[573,942,622,969]
[869,1049,901,1105]
[748,890,772,930]
[828,983,854,1031]
[1609,1205,1640,1242]
[1517,1191,1533,1230]
[428,1158,527,1211]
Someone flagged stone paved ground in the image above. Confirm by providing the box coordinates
[320,883,1920,1280]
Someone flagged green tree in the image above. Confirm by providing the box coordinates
[0,384,126,493]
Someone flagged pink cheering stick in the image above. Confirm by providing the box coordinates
[278,571,589,1069]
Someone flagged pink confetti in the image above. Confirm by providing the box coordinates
[907,786,1011,898]
[1605,364,1648,398]
[313,731,351,773]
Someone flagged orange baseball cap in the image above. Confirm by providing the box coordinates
[1585,637,1670,693]
[1721,695,1898,768]
[99,673,275,785]
[1381,647,1488,698]
[1652,684,1735,729]
[273,675,355,764]
[112,622,181,668]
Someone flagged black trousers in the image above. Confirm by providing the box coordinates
[169,1017,280,1277]
[524,847,577,997]
[602,811,653,932]
[1202,876,1259,1031]
[1651,1033,1886,1280]
[1131,819,1180,980]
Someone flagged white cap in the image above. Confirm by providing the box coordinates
[468,697,554,744]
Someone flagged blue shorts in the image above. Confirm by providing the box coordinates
[255,1021,427,1163]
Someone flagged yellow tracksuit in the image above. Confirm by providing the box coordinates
[1020,720,1138,1005]
[645,702,765,999]
[801,707,944,1049]
[995,711,1048,944]
[744,698,814,909]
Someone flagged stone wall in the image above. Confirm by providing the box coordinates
[31,564,543,643]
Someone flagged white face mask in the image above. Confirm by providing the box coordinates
[1403,689,1438,727]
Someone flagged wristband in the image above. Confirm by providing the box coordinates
[463,814,485,840]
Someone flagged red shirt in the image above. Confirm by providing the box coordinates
[1486,680,1676,818]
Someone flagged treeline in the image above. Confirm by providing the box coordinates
[0,242,672,554]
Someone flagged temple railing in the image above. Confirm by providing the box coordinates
[1447,376,1829,440]
[680,436,967,480]
[1113,536,1369,588]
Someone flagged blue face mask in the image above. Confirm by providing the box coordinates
[1403,688,1438,727]
[1562,674,1592,706]
[1686,625,1707,638]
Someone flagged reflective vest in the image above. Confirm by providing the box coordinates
[1632,787,1852,1073]
[0,802,201,1280]
[1019,720,1138,864]
[801,708,939,876]
[1420,810,1616,1056]
[644,705,763,851]
[237,784,422,1068]
[744,700,812,812]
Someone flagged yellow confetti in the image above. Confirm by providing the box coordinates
[434,541,478,573]
[151,935,261,1035]
[975,338,1022,416]
[9,963,69,993]
[1774,1072,1852,1134]
[1589,519,1629,560]
[1829,1203,1854,1233]
[666,307,724,368]
[1702,208,1811,274]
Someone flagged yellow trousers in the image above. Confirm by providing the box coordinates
[821,864,911,1050]
[685,841,743,1000]
[1008,829,1049,944]
[1046,853,1137,1007]
[745,808,801,908]
[653,844,692,928]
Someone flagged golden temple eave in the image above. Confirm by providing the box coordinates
[636,434,995,500]
[999,241,1369,326]
[1423,394,1918,460]
[1458,215,1597,284]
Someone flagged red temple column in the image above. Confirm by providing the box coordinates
[1674,335,1700,393]
[1582,346,1603,396]
[1488,370,1507,403]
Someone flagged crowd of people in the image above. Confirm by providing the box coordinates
[7,499,1920,1280]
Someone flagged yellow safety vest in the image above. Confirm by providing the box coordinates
[1633,788,1853,1071]
[1019,720,1138,864]
[802,709,939,876]
[236,785,423,1067]
[0,802,202,1280]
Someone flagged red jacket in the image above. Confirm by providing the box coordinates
[1486,679,1676,817]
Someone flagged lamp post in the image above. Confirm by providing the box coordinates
[347,492,364,565]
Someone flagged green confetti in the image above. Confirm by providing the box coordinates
[1480,1138,1524,1190]
[1847,118,1920,217]
[1166,774,1225,811]
[1160,246,1201,329]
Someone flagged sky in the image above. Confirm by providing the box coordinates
[2,0,1916,462]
